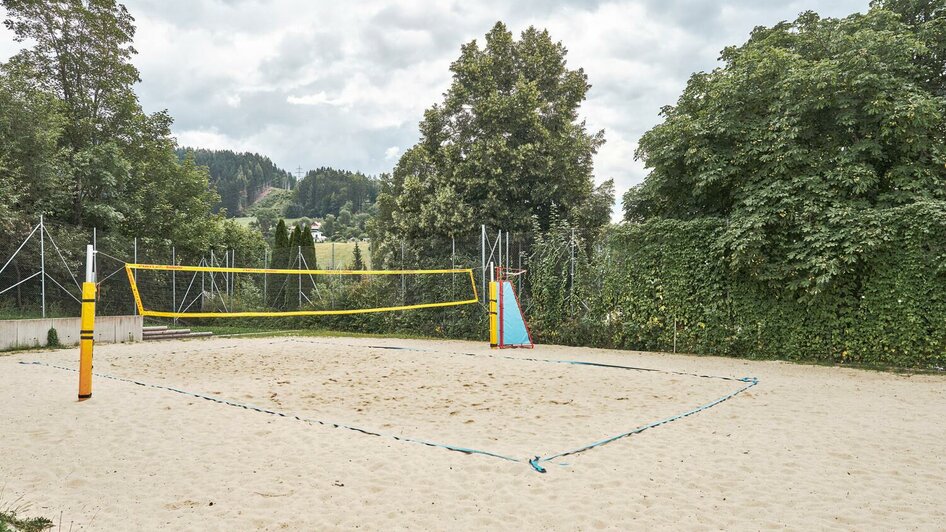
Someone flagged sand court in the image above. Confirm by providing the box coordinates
[2,336,945,530]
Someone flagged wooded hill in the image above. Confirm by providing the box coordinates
[175,148,295,217]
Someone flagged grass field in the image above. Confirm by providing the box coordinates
[313,241,370,269]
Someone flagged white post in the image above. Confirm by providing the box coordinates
[263,249,268,305]
[85,245,94,283]
[481,225,486,302]
[92,227,97,287]
[39,215,45,318]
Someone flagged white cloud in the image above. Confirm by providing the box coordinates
[384,146,401,161]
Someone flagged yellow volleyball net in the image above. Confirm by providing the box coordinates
[124,263,479,318]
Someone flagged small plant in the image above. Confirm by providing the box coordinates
[46,328,60,348]
[0,508,53,532]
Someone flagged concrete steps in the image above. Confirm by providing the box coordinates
[143,325,213,341]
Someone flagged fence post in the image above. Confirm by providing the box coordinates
[673,315,677,354]
[570,228,575,318]
[171,246,177,324]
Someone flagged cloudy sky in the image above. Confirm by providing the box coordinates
[2,0,870,216]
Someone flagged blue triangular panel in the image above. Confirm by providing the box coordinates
[500,281,531,346]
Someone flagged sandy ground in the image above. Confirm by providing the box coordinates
[1,336,944,530]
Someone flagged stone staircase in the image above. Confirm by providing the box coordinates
[142,325,213,341]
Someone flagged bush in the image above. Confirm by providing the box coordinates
[46,327,60,348]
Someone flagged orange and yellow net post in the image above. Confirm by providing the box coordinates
[78,244,95,399]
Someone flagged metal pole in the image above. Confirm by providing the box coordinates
[331,241,335,269]
[133,237,138,315]
[39,215,45,318]
[92,227,97,287]
[481,225,486,303]
[570,228,575,317]
[209,249,214,301]
[201,256,205,310]
[172,247,177,324]
[452,236,456,297]
[298,246,302,309]
[231,250,236,297]
[497,229,502,277]
[673,316,677,354]
[401,240,405,302]
[506,231,510,271]
[263,249,268,305]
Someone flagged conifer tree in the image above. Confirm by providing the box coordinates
[271,219,289,268]
[352,242,365,270]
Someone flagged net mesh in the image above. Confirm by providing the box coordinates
[125,263,479,318]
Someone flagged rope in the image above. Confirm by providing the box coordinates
[20,361,525,466]
[21,342,759,474]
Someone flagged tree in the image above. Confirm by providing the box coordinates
[271,219,289,268]
[375,22,606,249]
[4,0,140,225]
[299,223,316,268]
[322,214,336,238]
[351,242,365,270]
[288,224,302,265]
[255,209,277,236]
[627,6,946,293]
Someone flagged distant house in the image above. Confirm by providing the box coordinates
[310,227,327,243]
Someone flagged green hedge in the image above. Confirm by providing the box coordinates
[531,204,946,369]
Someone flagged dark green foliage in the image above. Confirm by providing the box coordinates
[299,223,316,268]
[352,242,365,270]
[0,507,53,532]
[628,6,946,295]
[176,148,294,216]
[553,211,946,368]
[271,219,289,268]
[46,327,59,347]
[374,21,608,264]
[294,167,378,218]
[0,0,222,257]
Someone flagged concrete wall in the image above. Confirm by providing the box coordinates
[0,315,142,350]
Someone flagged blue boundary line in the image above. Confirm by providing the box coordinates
[21,342,758,474]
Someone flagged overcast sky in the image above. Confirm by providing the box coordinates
[1,0,870,217]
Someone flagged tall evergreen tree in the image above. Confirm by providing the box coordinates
[351,242,365,270]
[271,219,289,268]
[299,223,316,268]
[288,224,302,266]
